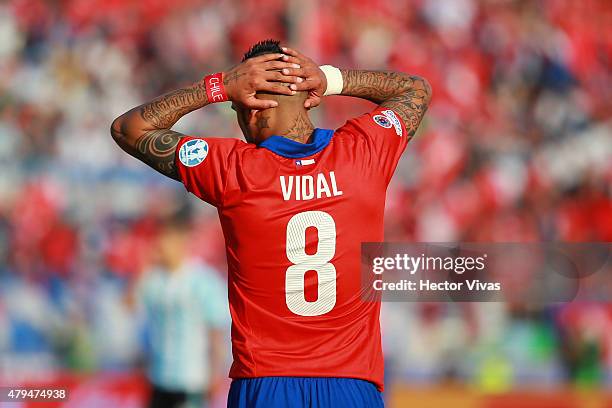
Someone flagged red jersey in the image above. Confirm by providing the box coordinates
[174,107,408,391]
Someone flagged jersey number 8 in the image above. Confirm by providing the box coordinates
[285,211,337,316]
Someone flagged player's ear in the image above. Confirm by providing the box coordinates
[248,109,259,125]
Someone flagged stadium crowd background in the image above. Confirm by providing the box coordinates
[0,0,610,406]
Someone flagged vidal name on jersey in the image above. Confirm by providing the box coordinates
[280,171,343,201]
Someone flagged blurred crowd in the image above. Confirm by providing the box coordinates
[0,0,610,393]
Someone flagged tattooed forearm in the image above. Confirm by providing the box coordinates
[340,70,432,138]
[140,81,209,129]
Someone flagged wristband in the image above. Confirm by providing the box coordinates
[319,65,343,96]
[204,72,228,103]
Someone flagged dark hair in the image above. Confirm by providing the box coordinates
[242,39,283,62]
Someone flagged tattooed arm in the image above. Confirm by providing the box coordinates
[280,47,432,140]
[110,83,208,180]
[339,70,431,139]
[111,53,300,180]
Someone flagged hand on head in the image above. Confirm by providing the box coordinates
[222,53,301,110]
[279,47,327,109]
[223,47,326,110]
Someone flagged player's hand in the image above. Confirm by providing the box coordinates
[223,53,303,110]
[279,47,327,109]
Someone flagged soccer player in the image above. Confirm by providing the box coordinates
[111,40,431,407]
[136,218,227,408]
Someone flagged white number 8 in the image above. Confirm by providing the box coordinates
[285,211,337,316]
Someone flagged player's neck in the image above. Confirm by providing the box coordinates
[263,110,314,144]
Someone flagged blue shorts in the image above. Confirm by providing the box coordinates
[227,377,384,408]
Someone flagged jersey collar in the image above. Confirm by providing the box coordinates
[258,128,334,158]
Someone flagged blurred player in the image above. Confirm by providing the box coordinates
[136,218,227,408]
[111,40,431,407]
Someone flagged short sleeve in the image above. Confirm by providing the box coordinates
[174,136,243,207]
[336,107,409,184]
